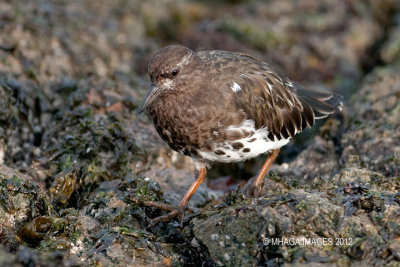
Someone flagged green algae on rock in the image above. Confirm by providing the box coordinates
[0,165,53,252]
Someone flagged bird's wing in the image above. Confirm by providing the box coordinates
[224,70,313,140]
[198,50,342,141]
[222,60,342,141]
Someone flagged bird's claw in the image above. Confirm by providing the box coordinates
[246,184,261,198]
[148,206,187,228]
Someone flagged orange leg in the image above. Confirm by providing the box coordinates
[148,163,207,227]
[248,148,280,197]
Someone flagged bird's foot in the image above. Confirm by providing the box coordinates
[147,163,207,228]
[148,206,187,228]
[246,184,261,198]
[142,201,175,212]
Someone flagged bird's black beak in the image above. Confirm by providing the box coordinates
[137,84,156,115]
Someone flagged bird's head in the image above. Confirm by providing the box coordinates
[138,45,199,114]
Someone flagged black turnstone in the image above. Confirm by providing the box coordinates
[138,45,343,225]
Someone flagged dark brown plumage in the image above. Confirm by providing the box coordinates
[138,45,342,226]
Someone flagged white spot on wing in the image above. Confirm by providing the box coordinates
[231,82,241,93]
[266,82,273,93]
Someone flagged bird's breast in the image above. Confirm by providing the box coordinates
[147,94,209,156]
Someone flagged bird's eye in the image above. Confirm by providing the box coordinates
[171,68,179,77]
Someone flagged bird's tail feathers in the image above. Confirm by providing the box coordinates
[295,84,343,120]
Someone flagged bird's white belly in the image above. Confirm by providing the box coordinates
[198,120,290,163]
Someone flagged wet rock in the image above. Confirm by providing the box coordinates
[275,134,341,184]
[0,164,50,252]
[192,180,399,265]
[341,66,400,177]
[381,27,400,64]
[0,248,17,267]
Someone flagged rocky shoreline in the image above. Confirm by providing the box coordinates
[1,0,399,266]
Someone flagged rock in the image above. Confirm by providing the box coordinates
[381,27,400,64]
[192,178,399,265]
[341,66,400,177]
[0,248,16,267]
[0,164,46,252]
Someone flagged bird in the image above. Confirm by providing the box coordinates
[138,45,342,226]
